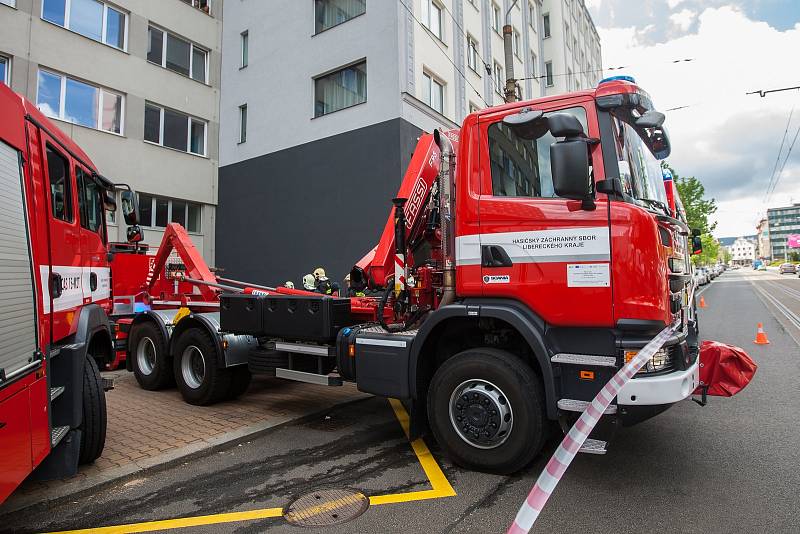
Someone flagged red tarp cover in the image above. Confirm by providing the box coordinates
[694,340,757,397]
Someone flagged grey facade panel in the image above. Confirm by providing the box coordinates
[216,118,423,286]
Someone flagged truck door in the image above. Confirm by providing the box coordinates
[75,165,111,312]
[476,101,613,326]
[40,138,83,341]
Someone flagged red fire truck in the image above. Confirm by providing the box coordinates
[116,75,704,474]
[0,83,112,504]
[2,75,707,503]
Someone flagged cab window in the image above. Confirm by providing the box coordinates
[488,106,588,198]
[76,166,104,235]
[46,145,72,222]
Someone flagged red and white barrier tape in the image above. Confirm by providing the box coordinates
[507,324,679,534]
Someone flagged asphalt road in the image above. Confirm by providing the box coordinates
[3,269,799,534]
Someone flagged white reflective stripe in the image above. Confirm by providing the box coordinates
[39,265,111,313]
[355,337,408,348]
[456,227,610,266]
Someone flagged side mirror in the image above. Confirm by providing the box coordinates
[548,114,592,205]
[120,190,139,226]
[635,110,666,129]
[126,225,144,244]
[103,191,117,212]
[692,236,703,255]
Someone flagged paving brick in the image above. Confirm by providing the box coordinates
[9,372,366,504]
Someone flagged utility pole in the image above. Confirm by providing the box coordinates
[503,0,519,103]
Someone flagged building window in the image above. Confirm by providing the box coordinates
[422,72,444,114]
[0,56,8,86]
[147,26,208,83]
[137,193,202,233]
[36,69,124,134]
[513,29,522,58]
[567,68,573,90]
[315,0,365,34]
[542,13,550,38]
[492,4,501,33]
[144,102,206,156]
[1,0,16,8]
[421,0,443,40]
[180,0,210,14]
[467,35,480,73]
[528,2,535,29]
[494,62,504,95]
[530,51,537,78]
[544,61,553,86]
[41,0,127,50]
[314,60,367,117]
[240,31,248,68]
[565,23,571,47]
[238,104,247,144]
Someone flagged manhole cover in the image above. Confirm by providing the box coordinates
[284,488,369,527]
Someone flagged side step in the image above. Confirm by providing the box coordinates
[50,386,65,401]
[558,398,617,415]
[51,425,70,447]
[275,368,343,386]
[579,438,608,455]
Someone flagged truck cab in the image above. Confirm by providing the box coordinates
[0,83,111,504]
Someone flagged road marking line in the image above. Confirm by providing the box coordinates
[45,399,455,533]
[44,507,285,534]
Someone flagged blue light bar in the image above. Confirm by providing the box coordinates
[599,75,636,84]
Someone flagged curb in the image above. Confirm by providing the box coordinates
[0,395,371,517]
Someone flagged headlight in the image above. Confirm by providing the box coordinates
[624,348,674,374]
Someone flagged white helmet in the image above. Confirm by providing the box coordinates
[302,274,316,290]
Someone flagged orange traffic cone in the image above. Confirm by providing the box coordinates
[699,296,707,309]
[754,323,770,345]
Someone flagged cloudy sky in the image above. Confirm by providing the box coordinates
[585,0,800,237]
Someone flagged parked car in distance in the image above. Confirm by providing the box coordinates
[694,267,710,285]
[757,263,767,271]
[779,263,798,274]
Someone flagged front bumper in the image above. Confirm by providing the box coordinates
[618,360,699,406]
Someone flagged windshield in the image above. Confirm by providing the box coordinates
[614,119,669,210]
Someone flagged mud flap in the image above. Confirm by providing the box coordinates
[30,429,82,481]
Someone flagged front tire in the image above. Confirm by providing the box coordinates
[173,328,231,406]
[130,321,174,390]
[427,348,546,475]
[78,354,107,464]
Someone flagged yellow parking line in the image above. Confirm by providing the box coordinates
[45,507,284,534]
[46,399,455,533]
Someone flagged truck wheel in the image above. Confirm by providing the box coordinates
[173,328,231,406]
[427,348,546,475]
[226,366,252,400]
[78,354,107,464]
[130,321,174,390]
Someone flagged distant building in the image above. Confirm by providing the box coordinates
[767,203,800,261]
[0,0,222,263]
[729,237,756,266]
[756,217,770,261]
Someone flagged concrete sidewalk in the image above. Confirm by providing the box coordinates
[2,371,368,514]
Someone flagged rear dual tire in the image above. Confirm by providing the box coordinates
[130,322,174,390]
[173,328,251,405]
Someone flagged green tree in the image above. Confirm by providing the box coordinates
[662,163,717,233]
[723,249,732,264]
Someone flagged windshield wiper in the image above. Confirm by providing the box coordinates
[638,198,670,215]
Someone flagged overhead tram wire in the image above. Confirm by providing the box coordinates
[764,104,795,203]
[768,115,800,202]
[515,58,694,83]
[398,0,490,107]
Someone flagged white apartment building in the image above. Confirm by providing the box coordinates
[730,237,756,266]
[217,0,602,284]
[0,0,222,262]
